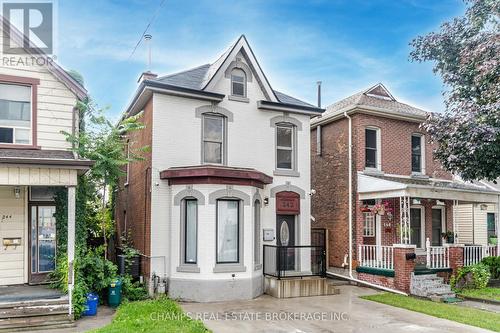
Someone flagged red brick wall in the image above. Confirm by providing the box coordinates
[394,246,416,293]
[312,112,454,268]
[115,98,153,276]
[311,118,351,267]
[357,273,395,289]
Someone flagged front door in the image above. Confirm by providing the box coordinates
[432,208,443,246]
[277,215,295,271]
[29,205,56,283]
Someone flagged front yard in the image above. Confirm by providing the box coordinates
[457,287,500,302]
[361,293,500,332]
[90,297,209,333]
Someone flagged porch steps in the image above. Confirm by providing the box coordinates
[0,296,74,332]
[410,273,456,301]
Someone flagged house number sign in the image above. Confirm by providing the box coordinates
[0,214,13,223]
[276,192,300,215]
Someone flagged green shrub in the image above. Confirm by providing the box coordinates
[451,264,491,290]
[50,246,118,318]
[480,256,500,279]
[121,275,149,302]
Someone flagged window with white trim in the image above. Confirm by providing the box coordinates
[0,83,31,144]
[202,114,224,164]
[276,124,295,170]
[411,134,424,173]
[231,69,246,97]
[365,128,379,169]
[363,213,375,237]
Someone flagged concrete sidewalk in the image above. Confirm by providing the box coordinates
[181,285,492,333]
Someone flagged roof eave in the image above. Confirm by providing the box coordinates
[257,100,324,116]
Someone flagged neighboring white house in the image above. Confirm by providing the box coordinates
[115,35,324,302]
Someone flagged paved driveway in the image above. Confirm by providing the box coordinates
[181,285,491,333]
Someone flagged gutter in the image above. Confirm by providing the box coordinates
[257,100,324,116]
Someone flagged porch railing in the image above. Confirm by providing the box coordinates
[464,245,498,266]
[358,245,394,270]
[263,245,326,279]
[426,239,450,269]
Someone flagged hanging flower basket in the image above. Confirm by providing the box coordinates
[371,201,393,216]
[360,205,371,213]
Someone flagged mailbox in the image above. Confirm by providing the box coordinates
[263,229,274,241]
[406,252,416,260]
[3,237,22,247]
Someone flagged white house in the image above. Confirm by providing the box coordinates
[115,35,325,302]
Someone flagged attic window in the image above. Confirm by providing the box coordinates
[231,69,246,97]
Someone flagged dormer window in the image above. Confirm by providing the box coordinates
[231,69,246,97]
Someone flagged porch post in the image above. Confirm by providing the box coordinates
[67,186,76,316]
[400,196,410,244]
[453,200,458,244]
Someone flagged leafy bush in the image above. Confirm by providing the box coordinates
[121,275,149,302]
[480,256,500,279]
[451,264,491,290]
[50,246,118,318]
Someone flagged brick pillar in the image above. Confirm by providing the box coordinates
[393,244,416,293]
[447,244,464,276]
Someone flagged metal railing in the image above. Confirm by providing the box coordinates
[426,238,450,269]
[358,245,394,270]
[464,245,498,266]
[263,245,326,279]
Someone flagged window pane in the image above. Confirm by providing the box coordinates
[203,116,223,141]
[231,74,244,83]
[365,129,377,149]
[203,142,222,164]
[15,128,30,144]
[277,149,292,169]
[217,200,239,263]
[277,127,292,147]
[38,206,56,272]
[410,208,422,248]
[412,155,421,172]
[412,136,421,153]
[0,84,31,127]
[232,82,245,96]
[254,201,261,265]
[185,200,197,264]
[0,127,13,143]
[412,136,422,172]
[365,149,376,168]
[31,206,37,273]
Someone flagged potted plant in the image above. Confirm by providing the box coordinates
[489,235,498,245]
[360,205,371,213]
[441,231,454,244]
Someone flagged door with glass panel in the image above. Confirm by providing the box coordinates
[29,205,56,283]
[276,215,295,271]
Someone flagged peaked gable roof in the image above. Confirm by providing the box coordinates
[129,35,321,115]
[312,83,428,126]
[0,16,87,100]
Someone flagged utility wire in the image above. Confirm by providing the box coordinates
[128,0,167,60]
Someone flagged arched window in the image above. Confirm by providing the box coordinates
[231,68,246,97]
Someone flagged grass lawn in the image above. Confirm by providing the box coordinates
[90,297,210,333]
[457,287,500,302]
[361,293,500,332]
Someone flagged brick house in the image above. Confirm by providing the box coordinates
[310,84,499,276]
[115,35,325,302]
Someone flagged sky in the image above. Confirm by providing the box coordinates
[55,0,466,120]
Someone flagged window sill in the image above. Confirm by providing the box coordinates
[273,169,300,177]
[213,263,246,273]
[411,172,429,179]
[228,95,249,103]
[254,263,262,271]
[0,144,40,149]
[363,168,383,175]
[176,264,200,273]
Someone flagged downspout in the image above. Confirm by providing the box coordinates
[344,112,353,279]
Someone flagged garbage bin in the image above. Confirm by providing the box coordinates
[108,279,122,308]
[83,293,99,316]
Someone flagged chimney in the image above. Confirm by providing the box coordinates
[317,81,322,108]
[138,71,158,83]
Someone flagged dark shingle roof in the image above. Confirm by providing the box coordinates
[155,64,315,109]
[0,149,74,159]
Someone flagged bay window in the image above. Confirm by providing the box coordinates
[216,199,239,263]
[0,83,32,144]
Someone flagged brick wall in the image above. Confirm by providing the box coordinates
[357,273,395,289]
[311,118,351,267]
[312,111,454,268]
[394,245,416,293]
[115,98,153,276]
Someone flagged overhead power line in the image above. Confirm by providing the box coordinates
[128,0,167,60]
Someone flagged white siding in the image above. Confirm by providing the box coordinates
[0,27,78,150]
[0,187,25,285]
[0,167,77,186]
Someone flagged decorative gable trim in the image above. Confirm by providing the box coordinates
[202,35,278,102]
[224,58,253,82]
[363,83,395,101]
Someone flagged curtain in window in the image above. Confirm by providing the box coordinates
[217,200,239,263]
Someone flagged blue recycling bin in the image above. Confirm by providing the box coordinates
[83,292,99,316]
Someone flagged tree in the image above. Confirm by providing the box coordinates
[63,98,147,257]
[410,0,499,181]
